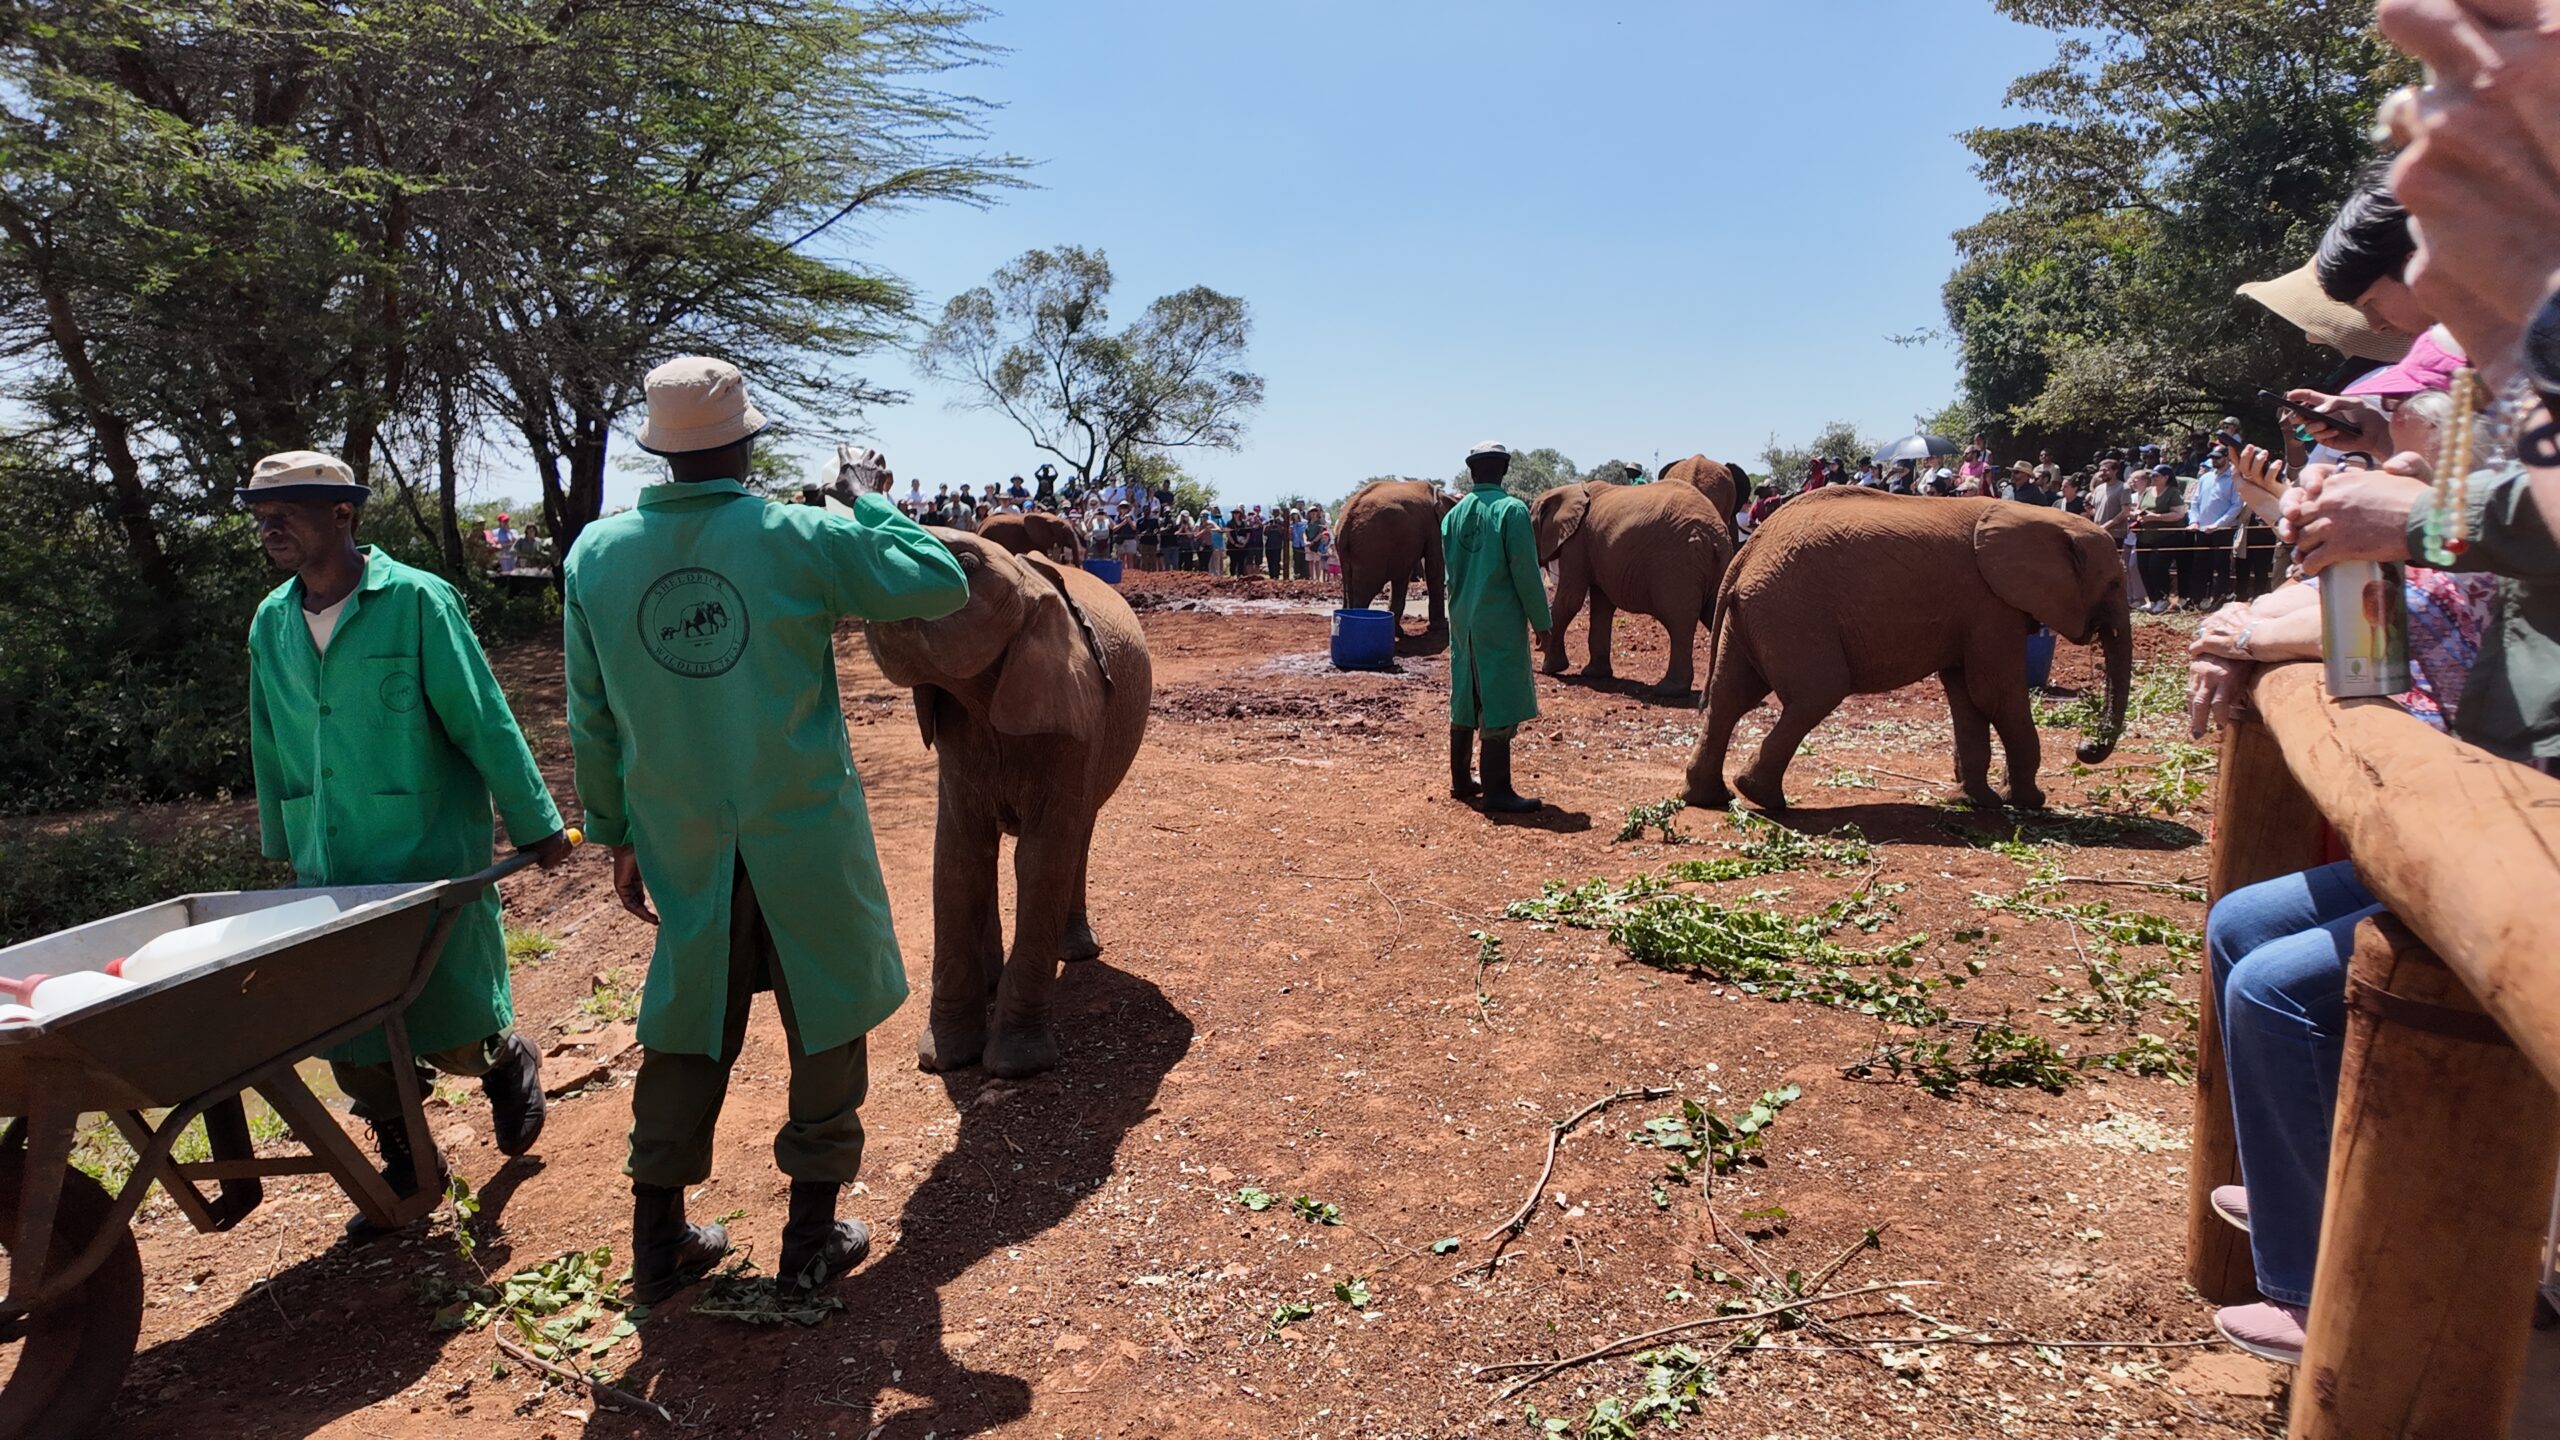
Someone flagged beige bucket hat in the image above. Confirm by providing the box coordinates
[238,449,367,505]
[636,356,768,456]
[2235,263,2414,364]
[1467,442,1511,460]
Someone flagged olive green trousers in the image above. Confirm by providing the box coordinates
[331,1035,504,1126]
[624,861,869,1188]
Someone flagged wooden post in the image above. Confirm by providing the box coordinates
[2191,717,2329,1305]
[2291,915,2560,1440]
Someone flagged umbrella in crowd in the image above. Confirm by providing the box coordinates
[1872,433,1962,463]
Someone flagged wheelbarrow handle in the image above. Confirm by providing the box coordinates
[454,827,585,892]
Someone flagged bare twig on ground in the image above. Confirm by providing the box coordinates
[1862,766,1947,789]
[1803,1222,1889,1295]
[1366,873,1404,960]
[494,1330,674,1423]
[1483,1086,1674,1241]
[2054,874,2207,900]
[1748,1335,2221,1354]
[1480,1279,1942,1398]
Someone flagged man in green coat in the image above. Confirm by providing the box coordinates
[1444,443,1554,813]
[564,357,969,1301]
[243,450,573,1237]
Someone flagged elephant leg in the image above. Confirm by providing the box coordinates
[1965,643,2047,809]
[1683,631,1768,810]
[1654,604,1701,696]
[1061,808,1101,962]
[1584,593,1618,681]
[1735,688,1839,813]
[987,824,1076,1079]
[916,795,1002,1073]
[1346,565,1385,616]
[1388,578,1412,635]
[1424,541,1448,633]
[1939,672,2005,809]
[1543,561,1587,676]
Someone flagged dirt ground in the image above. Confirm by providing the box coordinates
[94,575,2297,1439]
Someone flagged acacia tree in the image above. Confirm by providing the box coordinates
[0,0,1015,804]
[444,0,1015,558]
[1941,0,2408,452]
[918,245,1263,488]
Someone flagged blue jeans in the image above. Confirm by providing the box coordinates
[2207,860,2381,1305]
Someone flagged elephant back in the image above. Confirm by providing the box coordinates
[1660,455,1749,527]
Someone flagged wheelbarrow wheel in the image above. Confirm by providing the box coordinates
[0,1158,144,1440]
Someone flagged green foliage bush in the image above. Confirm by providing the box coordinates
[0,817,288,948]
[0,454,549,814]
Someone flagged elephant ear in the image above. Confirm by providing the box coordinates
[988,558,1107,741]
[1974,505,2104,640]
[1534,485,1591,564]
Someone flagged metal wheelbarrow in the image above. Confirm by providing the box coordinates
[0,842,565,1439]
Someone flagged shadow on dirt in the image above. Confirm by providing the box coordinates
[1488,807,1593,835]
[587,959,1192,1438]
[1545,670,1698,708]
[111,1225,454,1437]
[1750,800,2205,853]
[1391,629,1449,658]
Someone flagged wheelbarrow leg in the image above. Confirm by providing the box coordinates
[380,1015,448,1224]
[5,1062,80,1309]
[255,1063,406,1229]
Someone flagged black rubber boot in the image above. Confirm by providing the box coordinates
[631,1182,730,1304]
[481,1033,548,1158]
[341,1113,424,1243]
[1448,727,1481,801]
[1479,734,1543,814]
[777,1181,874,1292]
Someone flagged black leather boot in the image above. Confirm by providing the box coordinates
[481,1033,548,1157]
[1479,733,1543,814]
[777,1181,873,1292]
[341,1113,423,1243]
[1448,726,1481,801]
[631,1182,731,1304]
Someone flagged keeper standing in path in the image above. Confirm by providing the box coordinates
[563,358,969,1301]
[1444,443,1553,813]
[242,450,573,1240]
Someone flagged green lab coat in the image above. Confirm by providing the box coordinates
[1443,482,1554,730]
[562,482,969,1058]
[248,549,563,1065]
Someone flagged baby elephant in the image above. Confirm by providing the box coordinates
[866,531,1152,1078]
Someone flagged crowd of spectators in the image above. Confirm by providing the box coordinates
[854,463,1334,580]
[1737,436,2281,613]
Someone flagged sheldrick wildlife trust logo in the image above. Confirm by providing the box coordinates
[638,568,750,678]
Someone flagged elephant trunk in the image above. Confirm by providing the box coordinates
[2076,607,2132,764]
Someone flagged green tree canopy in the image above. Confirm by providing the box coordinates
[1939,0,2408,457]
[0,0,1015,807]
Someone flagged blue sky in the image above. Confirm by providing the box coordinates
[587,2,2060,512]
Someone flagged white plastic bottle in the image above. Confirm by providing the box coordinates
[0,971,138,1018]
[109,895,343,985]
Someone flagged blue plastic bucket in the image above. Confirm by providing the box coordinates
[1082,557,1124,585]
[2024,628,2057,690]
[1331,608,1395,671]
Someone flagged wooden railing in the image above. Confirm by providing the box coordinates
[2192,661,2560,1438]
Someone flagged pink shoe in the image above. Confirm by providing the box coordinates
[2210,1184,2251,1232]
[2215,1301,2308,1365]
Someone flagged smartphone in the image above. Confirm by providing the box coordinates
[2257,388,2337,431]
